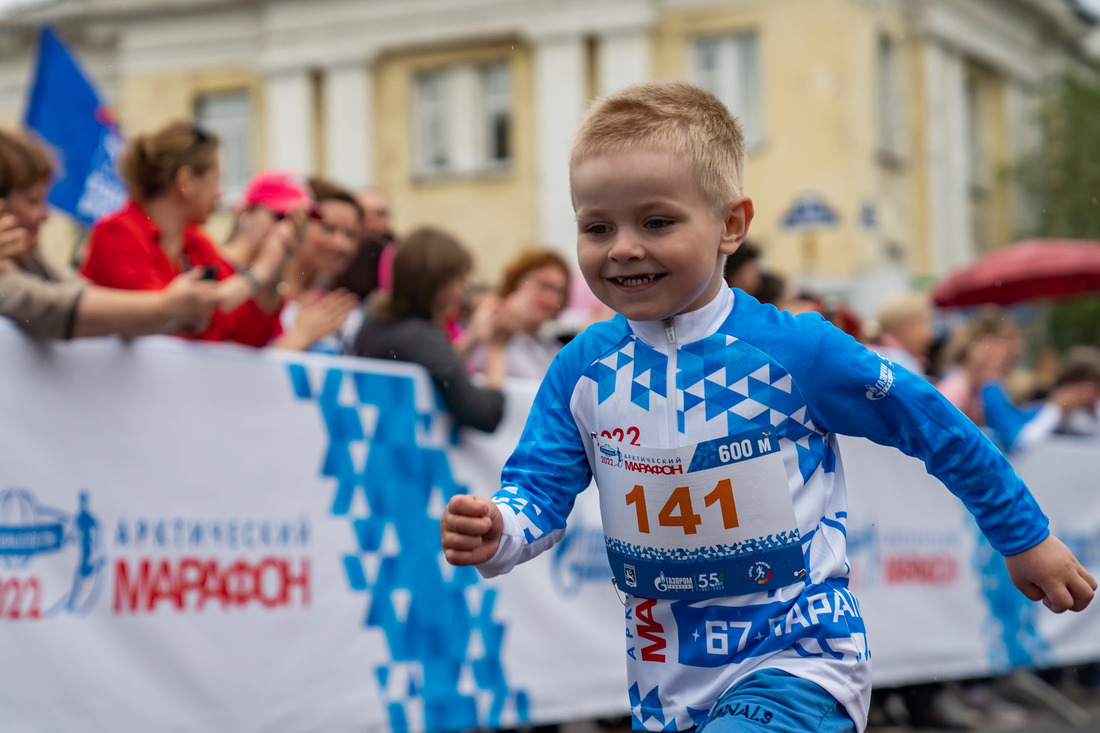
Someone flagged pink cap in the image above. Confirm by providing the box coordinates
[240,170,315,216]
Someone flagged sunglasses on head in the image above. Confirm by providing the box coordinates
[251,205,322,221]
[274,208,323,222]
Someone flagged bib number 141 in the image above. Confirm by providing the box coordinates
[623,479,739,535]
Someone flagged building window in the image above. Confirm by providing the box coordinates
[964,74,986,189]
[876,34,904,160]
[692,32,762,148]
[194,90,252,203]
[480,63,511,166]
[415,69,450,174]
[413,61,512,178]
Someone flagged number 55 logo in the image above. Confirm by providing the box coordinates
[696,572,723,591]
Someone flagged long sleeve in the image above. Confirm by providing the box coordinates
[764,311,1048,556]
[0,258,85,339]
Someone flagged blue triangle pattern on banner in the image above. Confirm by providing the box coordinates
[292,364,529,733]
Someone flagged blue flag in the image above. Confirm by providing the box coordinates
[24,26,127,225]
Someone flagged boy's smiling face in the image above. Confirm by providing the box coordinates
[572,146,752,323]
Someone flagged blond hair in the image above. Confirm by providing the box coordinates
[876,291,932,338]
[570,80,746,215]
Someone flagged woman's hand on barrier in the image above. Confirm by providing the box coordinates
[441,495,502,566]
[162,267,221,332]
[1005,534,1096,613]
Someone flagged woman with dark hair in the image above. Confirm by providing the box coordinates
[350,226,512,432]
[80,120,298,346]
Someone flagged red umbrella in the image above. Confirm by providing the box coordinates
[931,238,1100,307]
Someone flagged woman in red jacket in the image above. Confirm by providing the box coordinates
[80,121,301,346]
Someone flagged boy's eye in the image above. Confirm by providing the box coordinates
[644,218,673,230]
[585,223,612,236]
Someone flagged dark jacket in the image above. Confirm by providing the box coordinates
[352,314,504,432]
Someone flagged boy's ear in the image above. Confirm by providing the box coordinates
[719,196,754,255]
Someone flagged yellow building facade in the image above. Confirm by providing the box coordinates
[0,0,1094,314]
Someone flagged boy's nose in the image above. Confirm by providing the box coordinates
[607,232,644,261]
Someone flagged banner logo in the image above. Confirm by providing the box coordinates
[551,525,612,597]
[749,561,772,584]
[0,488,106,618]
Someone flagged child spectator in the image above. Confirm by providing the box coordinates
[80,121,297,347]
[0,128,218,339]
[440,81,1094,732]
[870,290,936,378]
[350,226,514,433]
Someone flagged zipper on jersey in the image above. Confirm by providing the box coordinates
[663,316,678,445]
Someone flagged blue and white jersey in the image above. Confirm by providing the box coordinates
[478,286,1048,732]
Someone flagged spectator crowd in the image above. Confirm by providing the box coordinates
[2,118,1100,730]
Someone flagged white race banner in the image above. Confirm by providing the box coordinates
[1,323,1098,731]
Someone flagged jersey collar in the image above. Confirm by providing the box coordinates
[627,285,736,348]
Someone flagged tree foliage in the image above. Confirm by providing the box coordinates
[1021,75,1100,349]
[1025,75,1100,240]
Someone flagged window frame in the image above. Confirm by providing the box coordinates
[193,89,253,205]
[690,30,763,150]
[412,60,513,180]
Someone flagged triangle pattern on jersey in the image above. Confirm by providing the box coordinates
[704,379,742,420]
[687,707,711,726]
[592,361,619,405]
[729,395,768,420]
[795,441,820,483]
[677,349,706,391]
[632,340,665,380]
[702,355,728,381]
[631,379,651,410]
[639,685,666,726]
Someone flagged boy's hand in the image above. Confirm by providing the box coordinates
[1005,535,1096,613]
[441,495,503,566]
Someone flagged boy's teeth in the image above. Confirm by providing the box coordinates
[618,275,654,286]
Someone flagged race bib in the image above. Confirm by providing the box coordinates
[593,428,806,600]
